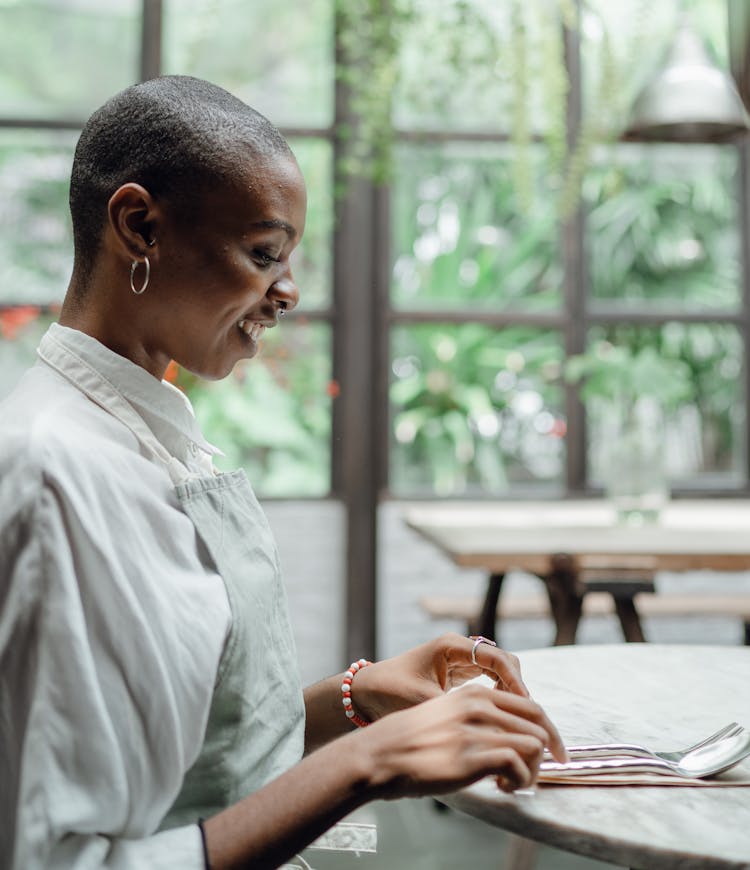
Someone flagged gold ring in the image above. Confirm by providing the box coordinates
[469,635,497,666]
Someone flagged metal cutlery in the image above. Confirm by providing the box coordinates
[548,721,744,763]
[540,728,750,780]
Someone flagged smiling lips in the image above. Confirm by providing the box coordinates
[237,319,265,341]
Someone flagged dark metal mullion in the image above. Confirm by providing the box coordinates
[739,143,750,487]
[140,0,162,81]
[394,129,740,146]
[332,12,379,663]
[394,129,531,144]
[390,311,746,326]
[562,5,587,494]
[329,24,349,501]
[587,310,745,326]
[389,310,567,328]
[373,186,392,498]
[0,118,85,131]
[279,126,336,139]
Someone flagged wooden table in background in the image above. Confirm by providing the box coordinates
[406,500,750,644]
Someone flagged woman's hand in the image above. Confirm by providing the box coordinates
[358,682,563,797]
[303,633,568,765]
[353,631,530,721]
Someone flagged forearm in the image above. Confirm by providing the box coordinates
[303,673,353,752]
[302,656,434,754]
[203,730,375,870]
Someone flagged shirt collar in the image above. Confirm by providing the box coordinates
[42,323,223,457]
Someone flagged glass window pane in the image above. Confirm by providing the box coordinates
[163,0,334,128]
[583,0,730,122]
[0,130,75,306]
[394,0,559,133]
[585,324,745,489]
[0,0,140,119]
[390,325,565,495]
[586,145,741,311]
[287,138,332,310]
[392,143,563,312]
[179,321,332,497]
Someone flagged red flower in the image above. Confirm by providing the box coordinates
[0,306,41,340]
[326,379,341,399]
[551,418,567,438]
[163,360,180,384]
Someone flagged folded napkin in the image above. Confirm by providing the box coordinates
[538,757,750,787]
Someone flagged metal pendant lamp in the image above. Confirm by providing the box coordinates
[624,17,749,143]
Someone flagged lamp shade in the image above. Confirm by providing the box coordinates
[624,23,749,143]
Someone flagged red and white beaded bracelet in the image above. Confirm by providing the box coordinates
[341,658,372,728]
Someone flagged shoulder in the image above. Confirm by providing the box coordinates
[0,362,170,510]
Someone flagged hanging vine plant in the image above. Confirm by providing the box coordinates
[335,0,637,218]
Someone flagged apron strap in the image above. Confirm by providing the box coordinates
[38,333,192,487]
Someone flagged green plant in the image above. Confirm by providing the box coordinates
[175,323,333,497]
[391,324,565,494]
[337,0,625,216]
[565,341,694,411]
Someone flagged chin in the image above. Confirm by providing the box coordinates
[200,351,259,381]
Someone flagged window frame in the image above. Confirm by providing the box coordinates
[3,1,750,662]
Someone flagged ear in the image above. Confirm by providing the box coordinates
[107,183,160,261]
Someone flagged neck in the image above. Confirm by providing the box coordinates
[59,268,169,380]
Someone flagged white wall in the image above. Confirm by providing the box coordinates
[265,499,346,686]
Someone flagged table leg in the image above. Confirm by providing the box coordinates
[468,572,505,642]
[502,834,537,870]
[545,553,583,646]
[612,595,647,642]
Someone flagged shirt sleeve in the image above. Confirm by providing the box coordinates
[0,460,227,869]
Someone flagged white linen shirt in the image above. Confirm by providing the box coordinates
[0,324,232,869]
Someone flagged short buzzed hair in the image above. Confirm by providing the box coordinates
[69,75,292,285]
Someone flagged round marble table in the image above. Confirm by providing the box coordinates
[442,645,750,870]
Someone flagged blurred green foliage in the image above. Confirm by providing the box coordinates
[585,323,745,484]
[0,131,75,305]
[586,145,740,308]
[0,0,745,496]
[0,0,140,119]
[388,138,743,493]
[175,323,332,496]
[565,342,694,410]
[163,0,334,129]
[392,144,562,311]
[391,325,564,494]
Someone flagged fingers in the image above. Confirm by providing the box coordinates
[460,683,568,763]
[472,639,529,698]
[471,730,546,791]
[437,632,530,698]
[364,686,562,799]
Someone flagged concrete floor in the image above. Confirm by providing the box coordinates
[306,797,617,870]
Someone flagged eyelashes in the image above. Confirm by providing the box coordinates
[253,249,281,269]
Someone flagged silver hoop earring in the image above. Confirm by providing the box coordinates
[130,256,150,295]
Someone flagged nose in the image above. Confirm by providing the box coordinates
[269,274,299,314]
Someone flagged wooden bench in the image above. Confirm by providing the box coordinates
[419,592,750,645]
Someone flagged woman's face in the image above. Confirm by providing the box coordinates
[147,154,307,380]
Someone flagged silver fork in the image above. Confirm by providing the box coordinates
[551,721,744,763]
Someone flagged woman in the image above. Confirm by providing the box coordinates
[0,76,566,870]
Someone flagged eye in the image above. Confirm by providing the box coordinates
[253,248,281,269]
